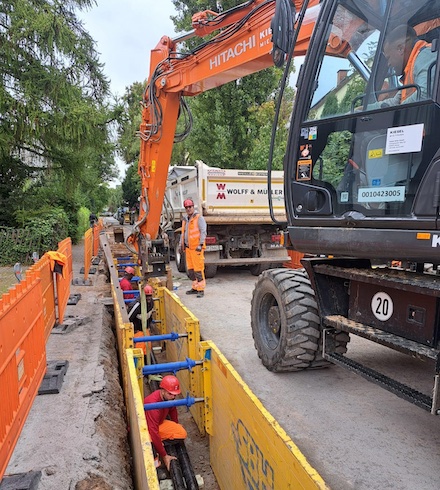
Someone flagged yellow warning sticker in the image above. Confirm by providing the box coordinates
[368,148,383,159]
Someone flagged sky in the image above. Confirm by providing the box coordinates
[78,0,178,185]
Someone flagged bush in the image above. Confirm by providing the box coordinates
[4,207,71,265]
[0,227,41,265]
[77,206,91,239]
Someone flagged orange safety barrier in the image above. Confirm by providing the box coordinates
[56,238,73,325]
[84,228,93,281]
[92,221,103,257]
[0,271,47,480]
[27,255,57,342]
[0,238,73,478]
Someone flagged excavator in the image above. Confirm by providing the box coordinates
[130,0,440,414]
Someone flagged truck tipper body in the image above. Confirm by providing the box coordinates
[162,161,289,278]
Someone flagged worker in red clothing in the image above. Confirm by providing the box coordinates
[130,284,155,356]
[120,266,136,300]
[180,198,207,298]
[144,375,187,470]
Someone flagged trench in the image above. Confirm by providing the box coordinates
[105,300,219,490]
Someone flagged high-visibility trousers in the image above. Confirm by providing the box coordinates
[159,419,187,441]
[186,248,206,291]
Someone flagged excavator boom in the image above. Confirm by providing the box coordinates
[132,0,319,259]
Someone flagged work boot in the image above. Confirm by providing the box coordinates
[197,291,204,298]
[186,289,198,295]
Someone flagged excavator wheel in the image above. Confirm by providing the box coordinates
[251,268,346,372]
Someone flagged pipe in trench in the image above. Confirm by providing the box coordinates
[166,443,186,490]
[176,442,199,490]
[147,351,201,489]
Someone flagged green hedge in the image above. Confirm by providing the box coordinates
[0,208,70,266]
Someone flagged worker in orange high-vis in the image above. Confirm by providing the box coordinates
[180,198,207,298]
[144,375,187,471]
[378,24,437,108]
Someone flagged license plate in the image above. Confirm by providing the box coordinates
[206,245,222,252]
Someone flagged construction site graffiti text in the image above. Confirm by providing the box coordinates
[232,419,275,489]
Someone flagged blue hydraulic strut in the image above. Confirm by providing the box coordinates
[133,332,187,343]
[143,395,204,411]
[142,358,202,375]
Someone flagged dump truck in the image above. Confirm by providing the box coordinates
[161,161,289,278]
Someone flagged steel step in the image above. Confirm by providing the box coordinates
[323,314,440,362]
[324,350,437,413]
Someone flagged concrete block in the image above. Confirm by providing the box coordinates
[159,480,173,490]
[196,474,204,488]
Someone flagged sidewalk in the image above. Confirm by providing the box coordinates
[3,241,133,490]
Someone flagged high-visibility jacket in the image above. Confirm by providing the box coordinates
[181,213,206,250]
[401,40,430,102]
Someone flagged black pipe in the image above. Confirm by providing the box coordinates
[166,443,186,489]
[176,441,199,489]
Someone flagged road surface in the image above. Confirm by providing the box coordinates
[172,262,440,490]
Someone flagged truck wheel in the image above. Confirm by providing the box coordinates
[174,235,186,273]
[251,268,341,372]
[204,264,218,279]
[249,263,269,276]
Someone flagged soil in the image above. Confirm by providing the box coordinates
[2,228,219,490]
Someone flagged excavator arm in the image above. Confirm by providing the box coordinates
[130,0,319,276]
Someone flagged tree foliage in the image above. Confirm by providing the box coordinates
[0,0,120,229]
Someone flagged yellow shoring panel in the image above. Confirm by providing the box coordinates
[161,287,205,435]
[126,350,160,490]
[111,278,134,405]
[106,239,328,489]
[202,341,328,490]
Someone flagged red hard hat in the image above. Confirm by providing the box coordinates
[183,198,194,207]
[160,375,181,395]
[125,266,135,275]
[144,284,153,295]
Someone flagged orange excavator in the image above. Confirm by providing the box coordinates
[131,0,440,414]
[127,0,320,275]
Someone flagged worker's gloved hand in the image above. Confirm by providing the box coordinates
[195,245,202,252]
[163,454,177,471]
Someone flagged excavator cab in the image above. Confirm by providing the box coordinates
[286,0,440,263]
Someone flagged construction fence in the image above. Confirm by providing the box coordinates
[0,239,73,479]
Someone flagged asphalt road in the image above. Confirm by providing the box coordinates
[172,262,440,490]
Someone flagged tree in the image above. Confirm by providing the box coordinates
[0,0,119,228]
[165,1,288,169]
[321,93,339,118]
[118,0,295,202]
[121,163,141,209]
[118,82,144,167]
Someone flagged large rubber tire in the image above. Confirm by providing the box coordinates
[251,268,348,372]
[249,263,269,276]
[174,234,186,273]
[204,264,218,279]
[204,251,219,279]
